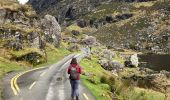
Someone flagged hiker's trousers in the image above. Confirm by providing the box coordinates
[70,80,80,97]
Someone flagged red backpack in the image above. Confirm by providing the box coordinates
[70,65,79,80]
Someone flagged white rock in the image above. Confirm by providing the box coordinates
[130,53,139,67]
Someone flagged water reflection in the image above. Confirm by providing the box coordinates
[139,54,170,71]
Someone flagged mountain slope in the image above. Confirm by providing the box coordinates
[29,0,170,54]
[28,0,115,23]
[84,1,170,53]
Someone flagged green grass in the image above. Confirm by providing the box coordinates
[0,57,25,100]
[81,75,112,100]
[80,57,113,100]
[10,48,45,58]
[120,87,165,100]
[66,25,83,32]
[80,53,166,100]
[36,43,71,67]
[82,2,135,19]
[135,88,165,100]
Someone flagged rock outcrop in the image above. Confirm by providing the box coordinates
[0,1,61,65]
[41,14,61,47]
[130,54,139,67]
[102,49,115,60]
[123,73,170,93]
[99,59,123,72]
[80,36,97,46]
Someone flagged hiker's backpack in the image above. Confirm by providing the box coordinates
[70,65,79,80]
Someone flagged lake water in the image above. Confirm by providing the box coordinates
[139,54,170,71]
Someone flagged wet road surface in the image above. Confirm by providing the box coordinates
[3,54,95,100]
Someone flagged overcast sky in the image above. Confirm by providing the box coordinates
[18,0,29,4]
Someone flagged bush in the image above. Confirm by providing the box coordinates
[100,76,107,84]
[101,76,116,92]
[107,76,115,86]
[87,76,98,84]
[110,85,116,93]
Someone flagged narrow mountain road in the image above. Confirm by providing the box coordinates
[3,54,95,100]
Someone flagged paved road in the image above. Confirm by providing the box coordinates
[3,54,95,100]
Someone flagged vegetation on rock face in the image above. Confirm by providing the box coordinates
[0,0,36,17]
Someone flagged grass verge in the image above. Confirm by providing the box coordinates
[80,56,113,100]
[0,57,24,100]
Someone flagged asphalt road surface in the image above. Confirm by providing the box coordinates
[3,54,95,100]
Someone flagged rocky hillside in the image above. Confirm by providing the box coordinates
[82,0,170,54]
[28,0,157,23]
[29,0,170,54]
[28,0,116,23]
[0,0,61,65]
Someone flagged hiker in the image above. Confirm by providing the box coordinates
[68,58,82,100]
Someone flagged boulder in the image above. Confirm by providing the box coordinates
[98,59,108,69]
[116,13,133,20]
[41,14,61,47]
[99,59,123,72]
[102,49,115,60]
[82,72,91,76]
[81,36,97,45]
[0,9,6,26]
[108,60,124,71]
[63,37,78,43]
[5,40,23,51]
[130,53,139,67]
[77,19,87,28]
[68,44,79,52]
[105,16,113,23]
[139,67,156,74]
[160,70,170,78]
[14,52,43,65]
[27,32,40,48]
[71,30,80,36]
[124,61,134,68]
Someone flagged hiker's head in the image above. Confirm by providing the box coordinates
[71,58,77,64]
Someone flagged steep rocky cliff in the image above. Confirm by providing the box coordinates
[28,0,157,23]
[0,0,61,65]
[28,0,116,23]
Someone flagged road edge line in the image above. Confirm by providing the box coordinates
[40,71,46,77]
[10,54,77,95]
[11,67,46,95]
[10,75,18,95]
[83,93,89,100]
[29,81,37,90]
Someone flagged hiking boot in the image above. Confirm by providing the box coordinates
[76,96,79,100]
[71,96,74,100]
